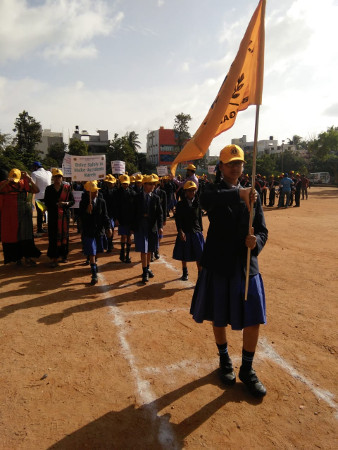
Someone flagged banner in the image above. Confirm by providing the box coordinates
[62,153,72,177]
[71,190,83,209]
[171,0,265,174]
[111,160,126,175]
[71,155,106,181]
[156,166,168,177]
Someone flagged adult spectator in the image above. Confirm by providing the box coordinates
[294,173,302,207]
[31,161,52,236]
[278,173,294,209]
[0,169,41,265]
[301,174,309,200]
[44,169,74,267]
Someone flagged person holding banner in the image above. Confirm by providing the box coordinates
[44,169,75,267]
[132,175,163,284]
[190,145,268,398]
[115,174,136,263]
[31,161,52,236]
[79,181,112,285]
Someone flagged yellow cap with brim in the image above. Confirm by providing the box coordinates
[119,174,130,184]
[219,145,246,164]
[143,174,158,184]
[9,168,21,183]
[185,164,196,171]
[52,168,64,177]
[183,180,197,190]
[84,181,100,192]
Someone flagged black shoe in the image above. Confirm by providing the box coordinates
[150,254,154,262]
[239,367,266,397]
[125,257,131,263]
[219,359,236,386]
[90,276,98,286]
[142,272,149,283]
[154,251,160,260]
[119,251,125,262]
[84,258,90,265]
[180,274,188,281]
[148,269,154,278]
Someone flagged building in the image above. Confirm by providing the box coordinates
[71,126,109,154]
[146,126,209,167]
[36,128,63,156]
[147,127,178,166]
[231,134,302,156]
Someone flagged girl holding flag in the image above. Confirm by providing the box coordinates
[190,145,268,398]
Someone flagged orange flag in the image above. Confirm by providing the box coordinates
[171,0,266,175]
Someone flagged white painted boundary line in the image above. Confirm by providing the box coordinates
[98,275,180,449]
[259,337,338,418]
[127,307,188,316]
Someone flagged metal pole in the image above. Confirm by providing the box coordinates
[244,105,260,301]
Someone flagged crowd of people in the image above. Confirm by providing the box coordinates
[1,146,313,398]
[239,171,310,208]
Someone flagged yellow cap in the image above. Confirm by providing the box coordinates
[185,164,196,171]
[183,180,197,190]
[104,174,116,183]
[52,168,64,177]
[143,174,158,184]
[135,174,143,182]
[119,174,130,184]
[219,145,245,164]
[84,181,100,192]
[130,175,136,183]
[9,168,21,182]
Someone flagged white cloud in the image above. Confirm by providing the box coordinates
[157,0,165,7]
[0,0,124,63]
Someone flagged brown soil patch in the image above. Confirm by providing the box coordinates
[0,186,337,449]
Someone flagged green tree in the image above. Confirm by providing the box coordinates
[126,131,141,152]
[13,111,42,167]
[107,133,138,174]
[173,113,192,153]
[46,142,67,166]
[308,126,338,182]
[68,138,88,156]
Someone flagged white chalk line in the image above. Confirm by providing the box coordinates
[259,337,338,418]
[127,307,188,316]
[98,273,179,449]
[143,356,241,375]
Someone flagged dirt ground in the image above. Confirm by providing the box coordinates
[0,186,337,450]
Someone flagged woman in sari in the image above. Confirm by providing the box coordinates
[44,169,74,267]
[0,168,41,265]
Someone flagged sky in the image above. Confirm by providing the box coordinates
[0,0,337,156]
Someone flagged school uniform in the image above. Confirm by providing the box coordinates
[190,180,268,330]
[173,197,204,262]
[115,186,136,236]
[79,193,110,256]
[101,185,117,250]
[132,192,163,253]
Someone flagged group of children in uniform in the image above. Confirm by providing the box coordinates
[77,171,205,285]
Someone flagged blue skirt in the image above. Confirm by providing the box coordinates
[83,235,107,256]
[173,231,204,262]
[118,224,131,236]
[190,266,266,330]
[134,218,159,253]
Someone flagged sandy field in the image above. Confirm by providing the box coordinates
[0,186,337,449]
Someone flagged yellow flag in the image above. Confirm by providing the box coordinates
[171,0,266,174]
[35,199,46,212]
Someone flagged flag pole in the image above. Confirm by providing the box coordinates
[244,104,260,301]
